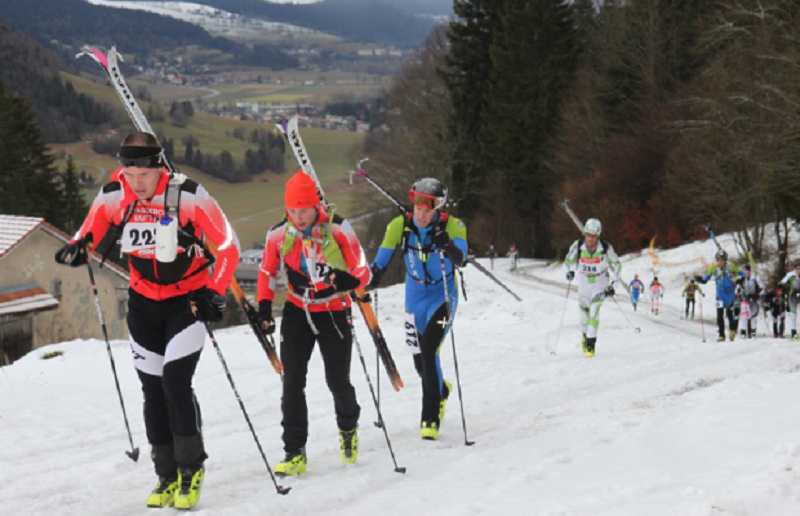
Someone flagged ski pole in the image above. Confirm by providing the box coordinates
[610,293,642,334]
[549,280,572,356]
[348,313,406,473]
[201,321,290,495]
[699,295,706,343]
[85,257,140,462]
[373,291,382,429]
[439,251,475,446]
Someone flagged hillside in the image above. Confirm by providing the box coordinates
[170,0,437,47]
[2,233,800,514]
[0,0,297,68]
[0,23,114,142]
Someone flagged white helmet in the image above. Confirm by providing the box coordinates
[583,218,602,236]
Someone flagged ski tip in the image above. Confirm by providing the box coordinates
[392,378,405,391]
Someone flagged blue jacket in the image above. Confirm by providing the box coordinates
[698,263,743,307]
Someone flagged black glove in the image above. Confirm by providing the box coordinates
[433,226,465,266]
[432,226,450,247]
[55,239,88,267]
[693,275,704,283]
[327,269,360,293]
[257,300,275,335]
[604,285,615,298]
[190,287,226,322]
[566,270,575,281]
[367,265,384,291]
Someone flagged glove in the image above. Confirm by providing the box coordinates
[55,239,89,267]
[693,275,704,283]
[566,271,575,281]
[367,265,384,291]
[326,269,360,293]
[433,226,465,266]
[190,287,226,322]
[604,285,615,298]
[257,300,275,335]
[432,226,450,247]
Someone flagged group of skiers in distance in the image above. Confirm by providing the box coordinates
[561,217,800,359]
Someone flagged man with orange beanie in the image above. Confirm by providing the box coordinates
[256,170,372,476]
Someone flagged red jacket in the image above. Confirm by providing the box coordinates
[257,209,371,312]
[74,168,240,300]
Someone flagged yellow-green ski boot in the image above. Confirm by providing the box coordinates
[439,380,452,423]
[146,476,179,508]
[339,428,358,465]
[420,421,439,440]
[173,466,204,511]
[274,449,307,477]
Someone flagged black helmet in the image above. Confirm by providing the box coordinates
[408,177,448,210]
[715,249,728,261]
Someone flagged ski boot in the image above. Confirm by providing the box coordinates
[420,421,439,440]
[146,476,179,508]
[274,449,307,477]
[339,428,358,465]
[728,329,737,341]
[584,337,596,358]
[580,333,589,355]
[439,380,452,424]
[173,465,204,510]
[717,335,725,342]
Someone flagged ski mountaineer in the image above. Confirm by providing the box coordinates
[54,132,240,510]
[629,274,645,311]
[649,277,664,315]
[255,171,371,476]
[694,249,744,342]
[778,259,800,340]
[368,177,468,441]
[739,264,762,338]
[564,218,622,357]
[682,278,704,320]
[767,287,787,338]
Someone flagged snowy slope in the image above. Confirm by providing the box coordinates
[85,1,336,41]
[3,235,800,515]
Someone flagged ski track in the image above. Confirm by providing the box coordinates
[4,239,800,515]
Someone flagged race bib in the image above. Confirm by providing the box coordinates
[120,222,157,254]
[404,312,420,354]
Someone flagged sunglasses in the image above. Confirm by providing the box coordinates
[118,155,163,168]
[408,191,437,209]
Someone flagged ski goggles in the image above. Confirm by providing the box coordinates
[408,191,439,209]
[118,155,163,169]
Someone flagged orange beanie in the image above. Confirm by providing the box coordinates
[284,170,320,209]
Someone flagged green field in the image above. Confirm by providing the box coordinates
[52,72,369,248]
[212,82,382,105]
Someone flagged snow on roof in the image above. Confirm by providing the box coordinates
[0,283,59,316]
[0,215,44,259]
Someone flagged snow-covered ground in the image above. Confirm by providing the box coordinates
[85,1,336,42]
[3,234,800,515]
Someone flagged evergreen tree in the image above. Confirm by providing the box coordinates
[0,81,64,227]
[60,156,88,234]
[482,0,579,255]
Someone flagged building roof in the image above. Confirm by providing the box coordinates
[0,214,129,281]
[0,215,43,259]
[0,283,59,316]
